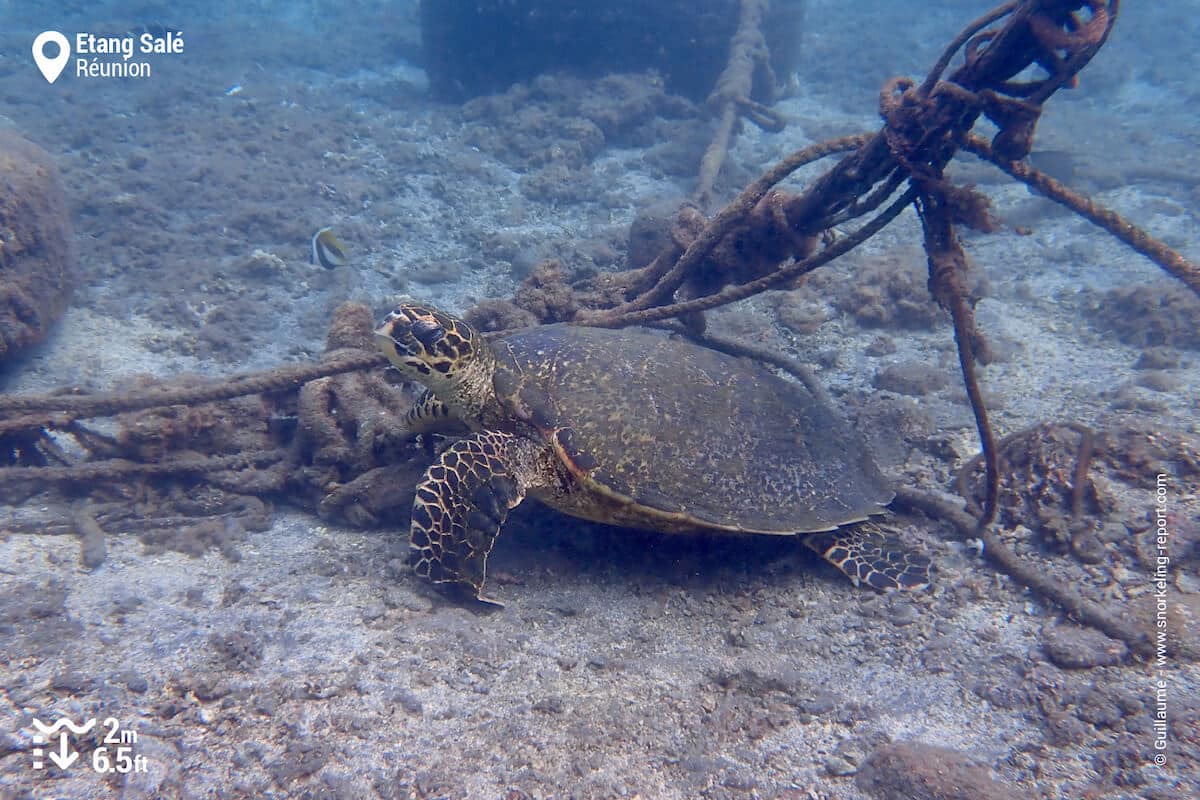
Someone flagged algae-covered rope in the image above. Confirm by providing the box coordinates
[894,486,1152,660]
[0,348,386,422]
[0,448,287,487]
[913,186,1000,530]
[916,1,1020,98]
[695,0,779,210]
[576,134,871,327]
[587,186,913,330]
[963,133,1200,297]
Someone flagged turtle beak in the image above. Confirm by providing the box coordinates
[375,308,418,360]
[374,322,400,358]
[374,312,406,356]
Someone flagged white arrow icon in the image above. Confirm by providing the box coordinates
[32,31,71,84]
[47,734,79,769]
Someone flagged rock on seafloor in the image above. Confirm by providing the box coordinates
[856,740,1021,800]
[0,127,74,363]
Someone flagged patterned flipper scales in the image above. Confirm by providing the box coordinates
[409,430,546,606]
[404,389,467,436]
[805,524,931,591]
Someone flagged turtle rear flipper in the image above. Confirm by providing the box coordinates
[410,430,550,606]
[805,524,931,591]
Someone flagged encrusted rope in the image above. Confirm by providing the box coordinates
[895,487,1152,660]
[0,349,386,422]
[963,133,1200,296]
[695,0,779,210]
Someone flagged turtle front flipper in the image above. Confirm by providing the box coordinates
[805,523,931,591]
[404,389,469,436]
[410,429,551,606]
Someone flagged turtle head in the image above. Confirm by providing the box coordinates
[375,303,497,423]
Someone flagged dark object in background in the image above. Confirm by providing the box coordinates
[420,0,806,102]
[0,128,73,364]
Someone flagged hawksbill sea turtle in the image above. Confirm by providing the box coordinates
[375,303,931,605]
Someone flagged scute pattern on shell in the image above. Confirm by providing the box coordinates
[495,324,894,533]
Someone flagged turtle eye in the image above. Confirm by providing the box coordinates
[410,316,446,349]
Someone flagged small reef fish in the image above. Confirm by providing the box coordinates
[310,227,348,269]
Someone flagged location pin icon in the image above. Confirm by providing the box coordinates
[32,31,70,84]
